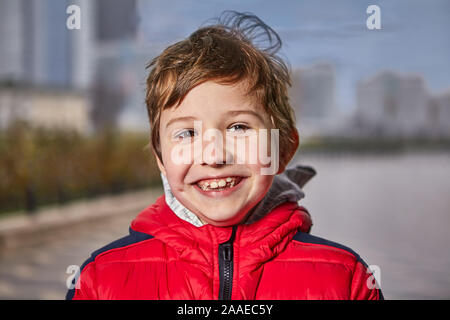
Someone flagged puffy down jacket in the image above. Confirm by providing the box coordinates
[67,166,383,300]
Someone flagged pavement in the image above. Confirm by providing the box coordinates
[0,187,163,299]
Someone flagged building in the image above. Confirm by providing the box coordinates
[290,63,336,120]
[0,0,95,90]
[90,0,153,132]
[354,70,450,139]
[355,71,430,138]
[0,86,92,133]
[428,90,450,138]
[0,0,145,132]
[289,63,338,138]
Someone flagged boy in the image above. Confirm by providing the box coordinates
[67,11,383,300]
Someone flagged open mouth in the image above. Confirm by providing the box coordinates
[194,176,244,192]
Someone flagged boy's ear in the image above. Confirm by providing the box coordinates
[154,150,166,176]
[277,128,299,174]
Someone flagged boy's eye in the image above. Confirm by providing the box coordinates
[174,129,196,142]
[227,124,250,134]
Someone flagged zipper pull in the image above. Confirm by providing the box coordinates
[223,244,232,261]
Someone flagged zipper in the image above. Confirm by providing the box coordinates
[218,225,237,300]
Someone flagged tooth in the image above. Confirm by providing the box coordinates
[210,181,218,189]
[218,180,226,187]
[226,177,232,182]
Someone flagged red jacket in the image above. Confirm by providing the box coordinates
[67,195,383,300]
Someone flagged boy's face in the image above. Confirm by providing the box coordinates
[157,81,278,226]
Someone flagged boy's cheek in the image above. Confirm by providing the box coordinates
[236,132,278,175]
[228,132,273,166]
[165,142,194,165]
[160,151,191,189]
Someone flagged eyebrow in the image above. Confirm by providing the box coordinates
[165,110,266,129]
[165,116,198,129]
[226,110,266,123]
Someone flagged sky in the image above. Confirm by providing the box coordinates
[136,0,450,111]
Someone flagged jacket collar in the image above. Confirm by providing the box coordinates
[244,164,316,224]
[131,193,313,264]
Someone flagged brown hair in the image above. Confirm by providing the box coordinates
[145,11,298,168]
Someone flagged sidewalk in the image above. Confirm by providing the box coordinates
[0,187,163,252]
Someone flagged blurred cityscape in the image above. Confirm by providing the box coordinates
[1,0,450,141]
[0,0,450,300]
[291,63,450,140]
[0,0,154,134]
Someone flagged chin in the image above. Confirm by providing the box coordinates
[198,208,246,226]
[201,211,239,224]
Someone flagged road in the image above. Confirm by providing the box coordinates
[0,189,161,300]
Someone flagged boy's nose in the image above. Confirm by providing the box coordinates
[201,141,234,166]
[197,130,234,166]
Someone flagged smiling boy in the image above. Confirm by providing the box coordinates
[67,11,383,300]
[158,81,279,226]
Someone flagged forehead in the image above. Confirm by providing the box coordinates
[160,81,268,124]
